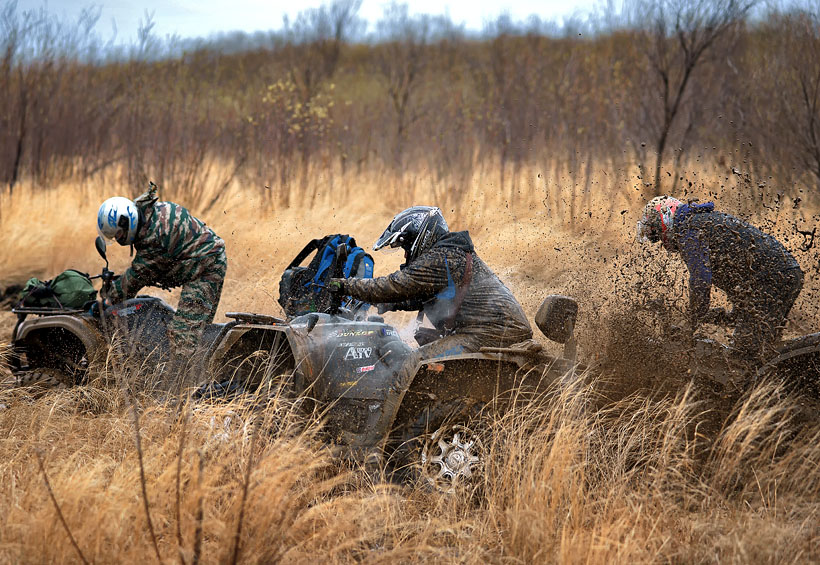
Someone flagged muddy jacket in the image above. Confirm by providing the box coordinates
[344,231,533,348]
[671,203,801,322]
[112,191,226,301]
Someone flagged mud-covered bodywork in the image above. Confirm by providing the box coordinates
[7,238,227,386]
[104,297,176,361]
[9,309,104,382]
[755,332,820,396]
[10,296,225,383]
[205,303,581,460]
[208,313,415,453]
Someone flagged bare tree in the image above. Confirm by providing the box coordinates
[280,0,362,204]
[635,0,756,196]
[1,1,29,194]
[284,0,362,101]
[754,8,820,192]
[373,3,431,168]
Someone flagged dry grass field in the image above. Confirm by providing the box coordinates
[0,164,818,563]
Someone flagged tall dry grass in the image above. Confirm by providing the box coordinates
[0,163,819,562]
[0,369,818,563]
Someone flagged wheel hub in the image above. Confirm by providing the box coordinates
[445,449,466,470]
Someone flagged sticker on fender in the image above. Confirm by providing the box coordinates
[356,365,375,373]
[344,347,372,360]
[114,304,143,316]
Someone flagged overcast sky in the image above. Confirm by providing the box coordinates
[16,0,604,42]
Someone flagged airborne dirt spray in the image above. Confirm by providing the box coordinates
[559,176,820,441]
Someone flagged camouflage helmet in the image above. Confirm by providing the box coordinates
[637,196,683,247]
[373,206,449,262]
[97,197,140,246]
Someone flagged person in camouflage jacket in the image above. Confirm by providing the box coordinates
[97,185,227,356]
[333,206,532,359]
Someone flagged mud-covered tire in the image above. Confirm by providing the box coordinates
[388,397,487,489]
[14,367,71,390]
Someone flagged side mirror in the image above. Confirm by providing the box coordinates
[535,295,578,344]
[95,236,108,265]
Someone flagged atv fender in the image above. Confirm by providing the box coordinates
[14,315,105,363]
[755,331,820,384]
[207,323,284,365]
[206,318,414,455]
[389,350,577,436]
[207,322,299,386]
[285,315,417,452]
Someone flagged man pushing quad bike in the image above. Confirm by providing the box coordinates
[635,196,820,396]
[6,182,228,389]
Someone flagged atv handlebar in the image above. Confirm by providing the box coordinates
[92,237,118,301]
[328,243,350,315]
[90,267,119,306]
[89,268,116,283]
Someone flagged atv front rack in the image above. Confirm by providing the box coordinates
[225,312,286,325]
[12,306,86,316]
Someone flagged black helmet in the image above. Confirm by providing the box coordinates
[373,206,449,261]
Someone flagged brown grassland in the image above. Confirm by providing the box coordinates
[3,0,820,560]
[0,161,819,564]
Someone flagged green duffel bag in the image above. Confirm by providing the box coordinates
[19,269,97,309]
[52,269,97,307]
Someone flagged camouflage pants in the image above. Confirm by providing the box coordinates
[168,252,227,357]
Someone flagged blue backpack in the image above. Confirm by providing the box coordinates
[278,234,374,317]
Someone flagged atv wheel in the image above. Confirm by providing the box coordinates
[420,424,484,492]
[14,367,71,389]
[756,340,820,399]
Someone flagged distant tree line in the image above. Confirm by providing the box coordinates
[1,0,819,215]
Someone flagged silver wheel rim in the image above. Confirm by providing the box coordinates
[421,424,483,490]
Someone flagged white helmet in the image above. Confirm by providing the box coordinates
[97,197,140,246]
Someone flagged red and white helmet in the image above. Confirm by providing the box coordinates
[637,196,683,248]
[97,197,140,246]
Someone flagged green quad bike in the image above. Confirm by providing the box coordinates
[195,243,584,487]
[5,237,226,389]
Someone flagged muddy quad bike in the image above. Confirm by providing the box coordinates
[636,302,820,398]
[197,243,583,487]
[6,237,226,388]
